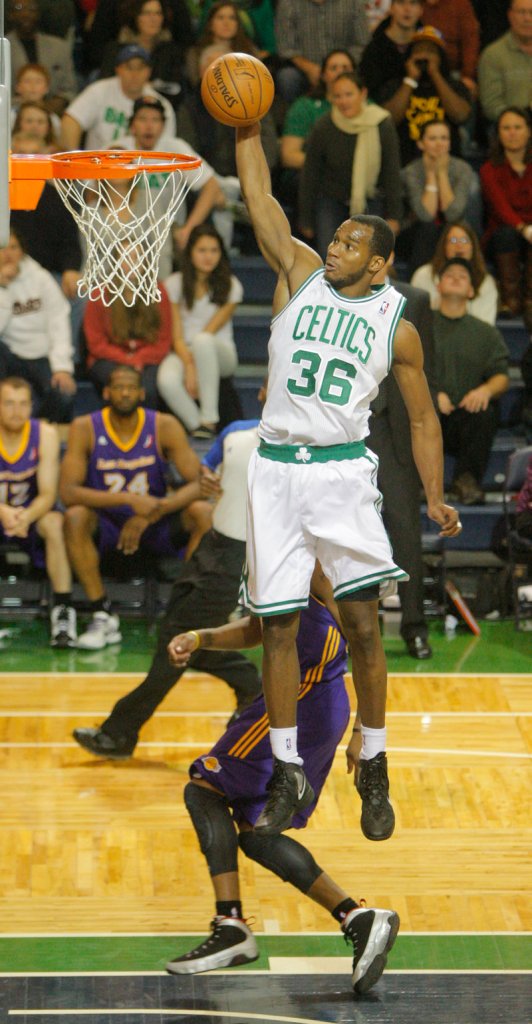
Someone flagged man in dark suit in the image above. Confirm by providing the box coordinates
[369,265,436,659]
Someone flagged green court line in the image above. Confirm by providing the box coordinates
[0,934,530,973]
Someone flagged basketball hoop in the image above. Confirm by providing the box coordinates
[9,150,203,306]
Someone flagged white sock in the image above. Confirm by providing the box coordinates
[360,725,386,761]
[270,727,303,765]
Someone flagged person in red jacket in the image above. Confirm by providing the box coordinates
[83,280,173,408]
[480,105,532,328]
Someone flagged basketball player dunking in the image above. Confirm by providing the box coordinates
[234,122,462,840]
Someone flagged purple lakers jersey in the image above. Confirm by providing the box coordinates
[297,593,348,687]
[86,408,167,520]
[0,419,40,509]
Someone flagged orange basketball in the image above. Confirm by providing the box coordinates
[201,52,275,128]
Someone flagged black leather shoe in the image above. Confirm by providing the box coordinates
[406,635,433,660]
[73,727,136,759]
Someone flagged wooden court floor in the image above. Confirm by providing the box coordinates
[0,667,530,937]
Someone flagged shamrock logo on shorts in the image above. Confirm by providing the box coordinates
[295,447,311,462]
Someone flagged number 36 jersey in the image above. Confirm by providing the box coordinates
[86,407,167,521]
[260,270,406,446]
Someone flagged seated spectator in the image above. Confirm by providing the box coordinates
[434,258,509,504]
[0,376,77,647]
[411,220,499,324]
[480,106,532,328]
[7,0,77,114]
[280,48,356,174]
[298,71,402,259]
[11,63,61,137]
[0,229,76,423]
[10,132,85,362]
[360,0,423,119]
[97,0,187,111]
[273,0,369,104]
[158,226,241,439]
[478,0,532,126]
[186,2,259,88]
[12,100,59,152]
[60,365,207,649]
[7,0,78,40]
[421,0,480,95]
[197,0,276,57]
[60,44,176,150]
[378,24,471,165]
[83,279,173,409]
[120,95,225,276]
[398,118,481,274]
[86,0,194,74]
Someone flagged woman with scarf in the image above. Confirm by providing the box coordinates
[298,71,402,259]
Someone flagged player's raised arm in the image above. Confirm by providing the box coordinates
[236,124,321,285]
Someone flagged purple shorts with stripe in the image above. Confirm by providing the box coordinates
[190,674,350,828]
[97,513,185,558]
[0,523,45,569]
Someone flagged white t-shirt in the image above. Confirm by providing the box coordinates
[0,255,73,373]
[164,271,243,347]
[65,77,177,150]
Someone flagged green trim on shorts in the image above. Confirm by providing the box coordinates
[258,439,366,464]
[334,567,408,600]
[245,597,310,617]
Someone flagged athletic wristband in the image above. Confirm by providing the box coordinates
[424,184,438,192]
[187,630,201,651]
[403,76,418,89]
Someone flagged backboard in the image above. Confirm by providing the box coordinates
[0,0,11,247]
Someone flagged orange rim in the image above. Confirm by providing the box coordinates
[10,149,201,181]
[9,149,202,210]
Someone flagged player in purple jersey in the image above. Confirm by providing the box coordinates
[0,377,77,646]
[60,365,210,649]
[164,564,399,994]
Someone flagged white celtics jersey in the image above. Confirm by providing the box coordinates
[260,271,406,446]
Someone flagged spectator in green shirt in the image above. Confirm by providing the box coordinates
[278,48,356,214]
[434,257,510,504]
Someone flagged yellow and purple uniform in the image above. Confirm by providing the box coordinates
[190,594,351,828]
[86,407,185,556]
[0,418,45,566]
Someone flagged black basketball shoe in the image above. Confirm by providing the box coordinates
[254,758,315,835]
[166,917,259,975]
[73,727,136,759]
[343,906,400,994]
[356,752,395,840]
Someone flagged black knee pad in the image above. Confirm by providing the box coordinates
[238,830,322,894]
[184,781,238,877]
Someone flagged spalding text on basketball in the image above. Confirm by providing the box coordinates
[213,65,237,108]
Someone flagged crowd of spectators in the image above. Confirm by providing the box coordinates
[0,0,531,639]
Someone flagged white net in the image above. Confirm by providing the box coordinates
[52,152,202,307]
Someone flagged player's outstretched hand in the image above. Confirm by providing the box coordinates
[167,631,200,667]
[427,501,463,538]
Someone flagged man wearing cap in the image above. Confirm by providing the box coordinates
[433,258,509,505]
[120,96,225,272]
[420,0,480,95]
[361,13,471,165]
[60,44,176,152]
